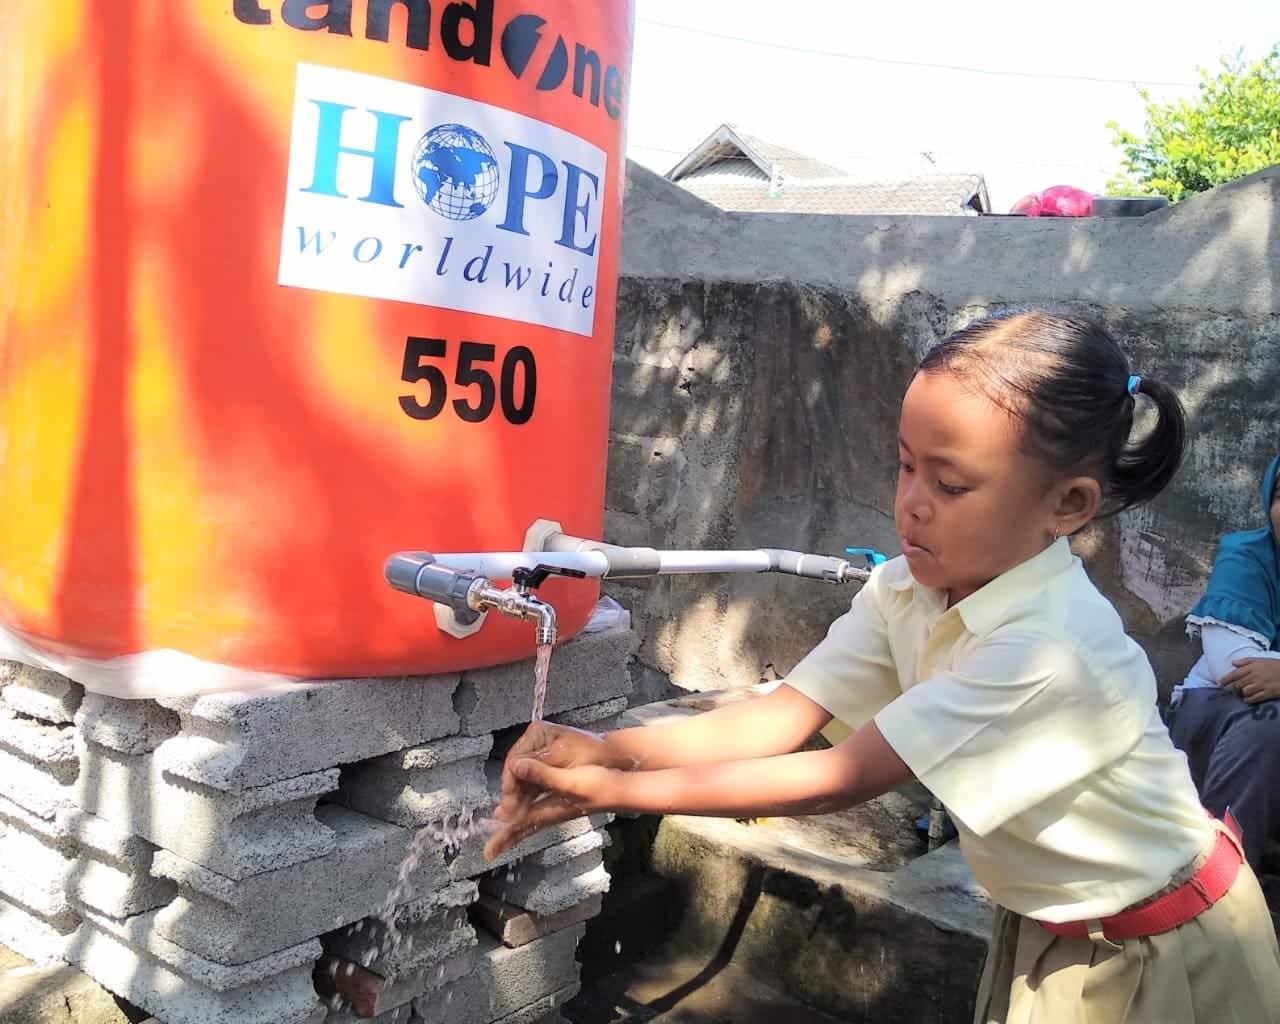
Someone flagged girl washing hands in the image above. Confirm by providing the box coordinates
[486,311,1280,1022]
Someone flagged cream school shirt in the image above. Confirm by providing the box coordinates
[787,538,1214,923]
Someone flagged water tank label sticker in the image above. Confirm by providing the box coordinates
[278,63,607,338]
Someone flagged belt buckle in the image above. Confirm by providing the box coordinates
[1085,919,1123,951]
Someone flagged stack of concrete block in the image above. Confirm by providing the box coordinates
[0,614,634,1024]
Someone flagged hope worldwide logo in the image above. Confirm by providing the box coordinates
[410,124,501,220]
[277,64,607,337]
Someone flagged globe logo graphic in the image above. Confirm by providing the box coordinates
[411,124,501,221]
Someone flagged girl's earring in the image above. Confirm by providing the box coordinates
[1051,526,1061,542]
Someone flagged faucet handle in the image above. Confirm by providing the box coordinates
[511,563,589,591]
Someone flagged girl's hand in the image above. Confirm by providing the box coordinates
[494,722,618,823]
[483,761,621,860]
[1220,657,1280,703]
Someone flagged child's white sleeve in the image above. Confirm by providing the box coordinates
[784,566,900,733]
[874,630,1144,837]
[1199,621,1280,680]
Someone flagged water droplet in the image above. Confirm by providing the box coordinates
[615,940,623,954]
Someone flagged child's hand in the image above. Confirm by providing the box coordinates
[1220,657,1280,703]
[494,722,615,822]
[483,761,619,860]
[484,722,622,861]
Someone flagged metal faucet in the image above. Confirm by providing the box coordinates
[384,554,583,646]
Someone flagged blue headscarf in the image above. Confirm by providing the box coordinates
[1189,454,1280,648]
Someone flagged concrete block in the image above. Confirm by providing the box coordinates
[150,805,451,965]
[483,854,610,917]
[0,745,77,820]
[0,793,175,919]
[75,738,337,878]
[336,735,493,828]
[490,986,579,1024]
[472,892,603,948]
[453,624,634,735]
[323,880,477,979]
[522,828,607,867]
[0,894,77,964]
[322,1005,415,1024]
[69,922,323,1024]
[71,852,176,921]
[0,706,78,783]
[0,821,77,926]
[319,946,477,1020]
[76,693,180,754]
[78,903,319,990]
[155,674,461,793]
[0,663,83,724]
[413,930,583,1024]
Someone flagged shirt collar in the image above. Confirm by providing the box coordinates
[889,538,1075,636]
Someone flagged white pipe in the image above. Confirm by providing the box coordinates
[433,551,610,579]
[648,550,773,574]
[432,549,821,578]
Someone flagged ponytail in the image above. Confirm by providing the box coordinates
[1108,375,1187,514]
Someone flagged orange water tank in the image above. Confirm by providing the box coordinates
[0,1,633,680]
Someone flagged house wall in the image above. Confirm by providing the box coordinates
[606,162,1280,699]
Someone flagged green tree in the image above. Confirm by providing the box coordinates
[1107,47,1280,202]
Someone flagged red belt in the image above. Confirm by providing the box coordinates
[1038,812,1244,943]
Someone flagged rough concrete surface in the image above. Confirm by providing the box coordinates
[413,929,584,1024]
[483,855,610,917]
[612,162,1280,699]
[75,694,180,755]
[155,674,460,793]
[150,804,450,965]
[647,813,989,1023]
[75,738,338,878]
[68,923,323,1024]
[0,666,84,725]
[337,741,491,829]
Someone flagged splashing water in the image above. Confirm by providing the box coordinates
[361,639,555,985]
[530,643,553,722]
[371,803,497,971]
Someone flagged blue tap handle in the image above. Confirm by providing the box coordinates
[845,547,887,568]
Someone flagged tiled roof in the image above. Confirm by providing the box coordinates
[666,123,990,216]
[680,173,991,216]
[666,124,847,183]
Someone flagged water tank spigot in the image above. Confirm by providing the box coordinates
[384,554,583,646]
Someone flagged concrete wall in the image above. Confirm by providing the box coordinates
[606,163,1280,699]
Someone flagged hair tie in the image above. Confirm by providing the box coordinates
[1127,374,1142,397]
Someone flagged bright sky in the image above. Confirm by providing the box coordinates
[624,0,1277,211]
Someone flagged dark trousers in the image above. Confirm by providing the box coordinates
[1168,686,1280,871]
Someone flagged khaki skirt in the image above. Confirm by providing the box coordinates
[975,860,1280,1023]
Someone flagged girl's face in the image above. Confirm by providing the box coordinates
[895,371,1089,605]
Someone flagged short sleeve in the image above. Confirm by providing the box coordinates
[874,631,1145,837]
[1190,544,1279,647]
[785,565,900,732]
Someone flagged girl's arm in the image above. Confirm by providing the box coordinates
[599,720,911,817]
[486,721,911,857]
[600,682,834,770]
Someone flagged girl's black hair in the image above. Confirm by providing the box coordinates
[917,310,1186,517]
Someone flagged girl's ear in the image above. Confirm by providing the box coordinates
[1051,476,1102,537]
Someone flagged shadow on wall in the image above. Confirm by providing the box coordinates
[607,163,1280,701]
